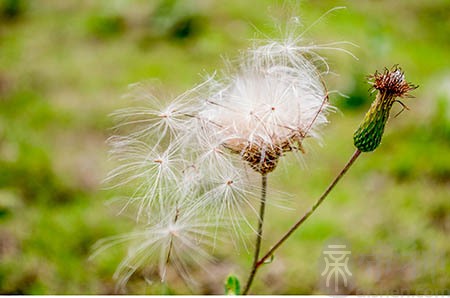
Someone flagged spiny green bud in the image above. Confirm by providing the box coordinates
[353,66,418,152]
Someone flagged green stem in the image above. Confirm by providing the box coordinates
[245,149,361,294]
[242,174,268,295]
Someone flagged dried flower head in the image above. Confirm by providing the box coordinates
[369,65,418,98]
[354,66,418,152]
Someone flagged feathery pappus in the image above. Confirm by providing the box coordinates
[99,11,355,290]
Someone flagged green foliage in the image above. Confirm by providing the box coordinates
[168,15,203,41]
[0,0,449,294]
[148,0,205,42]
[0,146,74,204]
[430,95,450,141]
[0,0,25,20]
[338,73,372,110]
[85,14,125,39]
[225,275,241,295]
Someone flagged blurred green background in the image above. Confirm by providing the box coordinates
[0,0,449,294]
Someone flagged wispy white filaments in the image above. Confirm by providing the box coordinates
[102,14,354,288]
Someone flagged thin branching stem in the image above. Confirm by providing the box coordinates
[242,174,268,295]
[245,149,362,294]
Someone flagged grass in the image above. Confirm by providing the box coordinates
[0,0,449,294]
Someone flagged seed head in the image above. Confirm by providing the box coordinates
[102,12,354,289]
[201,40,332,174]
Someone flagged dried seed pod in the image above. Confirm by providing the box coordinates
[241,143,283,175]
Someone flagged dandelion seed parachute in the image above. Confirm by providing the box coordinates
[201,37,332,174]
[102,12,353,289]
[92,207,219,290]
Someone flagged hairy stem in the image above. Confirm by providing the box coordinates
[242,174,268,295]
[246,149,361,293]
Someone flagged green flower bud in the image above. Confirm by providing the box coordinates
[353,66,418,152]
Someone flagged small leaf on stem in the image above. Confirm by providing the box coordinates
[225,274,241,295]
[263,254,274,264]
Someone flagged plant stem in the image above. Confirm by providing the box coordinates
[242,174,268,295]
[162,208,180,282]
[247,149,362,293]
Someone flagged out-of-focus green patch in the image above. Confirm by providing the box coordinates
[338,72,373,110]
[0,0,26,21]
[0,0,449,294]
[85,14,126,39]
[150,0,205,41]
[0,137,81,205]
